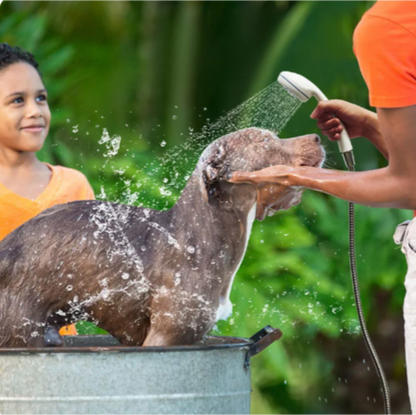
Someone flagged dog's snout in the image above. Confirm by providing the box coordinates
[297,134,321,145]
[286,133,325,168]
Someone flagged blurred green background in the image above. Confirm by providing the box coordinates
[0,1,411,413]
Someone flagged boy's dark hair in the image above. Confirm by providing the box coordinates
[0,43,39,73]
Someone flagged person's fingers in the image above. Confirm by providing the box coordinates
[311,108,332,122]
[319,123,343,137]
[329,126,343,136]
[228,171,258,184]
[313,113,333,122]
[311,102,333,119]
[327,127,343,141]
[311,100,345,120]
[310,104,323,119]
[229,166,294,186]
[316,118,340,130]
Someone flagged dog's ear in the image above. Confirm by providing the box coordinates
[200,145,226,203]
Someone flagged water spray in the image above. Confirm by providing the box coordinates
[278,71,391,414]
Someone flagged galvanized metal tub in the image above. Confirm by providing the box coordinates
[0,326,281,414]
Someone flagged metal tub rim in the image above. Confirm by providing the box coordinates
[0,334,252,355]
[0,326,282,358]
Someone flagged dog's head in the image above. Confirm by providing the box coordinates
[197,127,325,220]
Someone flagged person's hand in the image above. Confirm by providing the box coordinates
[229,165,298,187]
[229,166,306,221]
[311,99,373,142]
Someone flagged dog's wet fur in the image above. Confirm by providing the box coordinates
[0,128,324,348]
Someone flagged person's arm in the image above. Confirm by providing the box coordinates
[230,104,416,210]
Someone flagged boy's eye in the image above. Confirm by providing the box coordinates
[37,94,47,102]
[12,97,23,104]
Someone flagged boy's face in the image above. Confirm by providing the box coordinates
[0,62,51,153]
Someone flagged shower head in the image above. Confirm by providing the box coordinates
[277,71,354,165]
[278,71,327,103]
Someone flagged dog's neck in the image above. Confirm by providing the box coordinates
[175,174,257,234]
[167,174,257,323]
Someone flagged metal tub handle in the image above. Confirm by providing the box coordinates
[244,325,282,369]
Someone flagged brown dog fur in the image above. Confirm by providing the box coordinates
[0,128,324,348]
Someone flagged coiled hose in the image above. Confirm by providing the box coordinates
[348,164,391,414]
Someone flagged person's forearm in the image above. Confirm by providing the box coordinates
[362,111,389,160]
[295,166,416,210]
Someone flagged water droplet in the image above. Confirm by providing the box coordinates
[159,187,172,196]
[172,115,178,120]
[122,273,130,280]
[187,246,195,254]
[66,285,73,291]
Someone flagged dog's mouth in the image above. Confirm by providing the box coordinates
[301,160,323,168]
[297,152,326,169]
[255,184,303,222]
[255,153,325,221]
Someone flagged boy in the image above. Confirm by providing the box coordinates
[0,43,95,335]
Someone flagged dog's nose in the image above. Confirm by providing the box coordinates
[313,134,321,144]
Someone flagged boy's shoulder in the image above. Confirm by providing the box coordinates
[47,164,95,200]
[51,165,90,185]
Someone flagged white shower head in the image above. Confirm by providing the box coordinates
[278,71,328,103]
[277,71,354,162]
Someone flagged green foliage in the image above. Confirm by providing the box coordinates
[217,193,408,413]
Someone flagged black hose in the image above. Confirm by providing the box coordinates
[347,168,391,413]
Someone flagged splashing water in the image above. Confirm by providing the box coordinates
[147,82,301,195]
[18,82,304,340]
[100,81,302,209]
[83,82,302,317]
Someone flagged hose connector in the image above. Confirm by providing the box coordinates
[342,151,355,172]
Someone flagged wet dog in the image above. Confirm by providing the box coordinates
[0,127,324,347]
